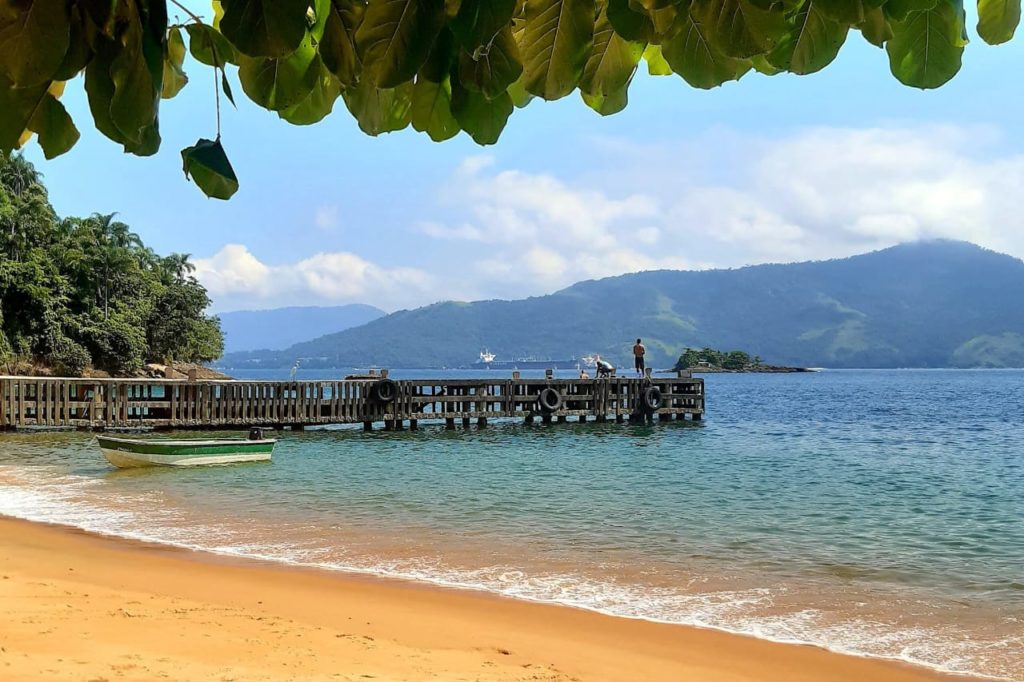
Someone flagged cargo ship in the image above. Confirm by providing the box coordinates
[469,351,582,370]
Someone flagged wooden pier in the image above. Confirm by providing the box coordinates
[0,373,704,431]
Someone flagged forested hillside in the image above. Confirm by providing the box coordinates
[0,153,222,376]
[220,241,1024,370]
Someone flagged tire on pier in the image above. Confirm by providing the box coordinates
[537,387,563,414]
[641,386,663,414]
[371,379,398,403]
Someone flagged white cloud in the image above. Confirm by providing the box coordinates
[421,126,1024,298]
[197,124,1024,313]
[194,245,434,312]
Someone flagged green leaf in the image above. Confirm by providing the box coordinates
[279,69,341,124]
[581,7,644,96]
[0,74,48,154]
[103,1,166,152]
[607,0,654,41]
[219,0,308,58]
[162,26,188,99]
[768,1,849,75]
[181,137,239,200]
[319,0,364,86]
[356,0,448,88]
[887,0,967,88]
[221,71,236,106]
[884,0,940,22]
[813,0,866,24]
[84,42,127,145]
[28,89,80,159]
[0,0,70,86]
[581,82,629,115]
[689,0,789,58]
[458,26,523,98]
[238,35,321,111]
[53,5,92,81]
[450,0,516,47]
[506,75,535,107]
[977,0,1020,44]
[520,0,596,100]
[185,24,237,67]
[343,79,414,135]
[419,26,457,82]
[648,4,679,42]
[451,77,513,144]
[662,12,751,88]
[411,76,460,141]
[859,6,893,47]
[642,44,673,74]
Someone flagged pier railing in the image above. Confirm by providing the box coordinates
[0,375,704,430]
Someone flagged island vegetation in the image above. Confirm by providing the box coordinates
[0,1,1019,199]
[0,152,223,377]
[675,347,762,371]
[672,347,808,372]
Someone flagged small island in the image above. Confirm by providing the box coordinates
[673,347,812,373]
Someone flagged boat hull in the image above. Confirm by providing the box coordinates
[97,436,274,468]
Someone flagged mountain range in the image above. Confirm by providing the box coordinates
[217,241,1024,369]
[216,304,385,354]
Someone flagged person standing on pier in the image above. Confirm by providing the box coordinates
[633,338,646,377]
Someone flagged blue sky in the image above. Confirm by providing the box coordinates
[24,3,1024,312]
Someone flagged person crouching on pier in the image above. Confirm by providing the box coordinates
[595,355,614,378]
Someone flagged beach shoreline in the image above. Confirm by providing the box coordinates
[0,515,973,682]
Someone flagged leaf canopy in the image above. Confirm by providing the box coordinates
[0,0,1015,199]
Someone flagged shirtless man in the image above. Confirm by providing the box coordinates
[633,338,646,377]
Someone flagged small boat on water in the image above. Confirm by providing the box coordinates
[97,429,275,468]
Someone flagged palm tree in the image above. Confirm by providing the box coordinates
[160,252,196,284]
[86,213,143,319]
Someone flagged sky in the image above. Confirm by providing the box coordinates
[23,3,1024,314]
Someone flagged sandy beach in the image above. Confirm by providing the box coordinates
[0,516,967,682]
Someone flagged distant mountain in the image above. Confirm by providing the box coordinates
[216,304,385,354]
[218,241,1024,369]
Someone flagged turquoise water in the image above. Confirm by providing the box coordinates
[1,370,1022,679]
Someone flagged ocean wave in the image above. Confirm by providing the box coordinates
[0,465,1017,681]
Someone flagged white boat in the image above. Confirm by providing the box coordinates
[97,434,275,468]
[479,350,496,364]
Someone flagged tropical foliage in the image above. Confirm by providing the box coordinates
[0,0,1019,198]
[0,152,223,376]
[674,347,761,370]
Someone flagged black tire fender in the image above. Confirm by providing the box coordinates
[642,386,663,413]
[371,379,397,403]
[537,387,562,413]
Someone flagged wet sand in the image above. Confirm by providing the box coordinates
[0,516,969,681]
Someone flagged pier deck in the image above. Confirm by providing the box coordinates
[0,374,704,431]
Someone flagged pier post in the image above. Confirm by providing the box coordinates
[524,415,534,425]
[363,421,373,431]
[616,414,624,423]
[409,419,418,431]
[557,415,567,424]
[462,417,471,428]
[542,415,552,425]
[445,418,455,430]
[578,415,587,423]
[384,419,395,431]
[596,415,607,423]
[692,413,702,421]
[477,417,487,427]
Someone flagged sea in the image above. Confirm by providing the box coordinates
[0,369,1021,680]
